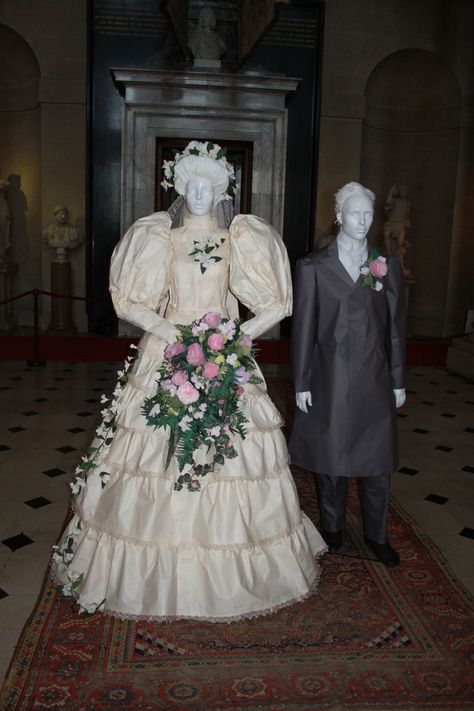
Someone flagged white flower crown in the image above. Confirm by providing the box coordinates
[161,140,237,202]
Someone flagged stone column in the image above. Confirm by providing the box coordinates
[0,260,18,330]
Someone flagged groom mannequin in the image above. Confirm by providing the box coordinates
[289,182,406,567]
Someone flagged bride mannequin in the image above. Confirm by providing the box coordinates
[51,141,326,621]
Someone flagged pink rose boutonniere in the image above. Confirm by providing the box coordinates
[360,250,389,291]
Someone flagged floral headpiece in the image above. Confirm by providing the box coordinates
[161,140,237,204]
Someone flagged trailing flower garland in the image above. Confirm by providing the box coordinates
[52,346,138,607]
[142,312,262,492]
[360,248,389,291]
[68,347,138,496]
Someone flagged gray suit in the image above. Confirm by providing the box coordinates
[289,239,406,541]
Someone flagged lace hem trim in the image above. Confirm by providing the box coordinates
[97,456,290,484]
[52,558,324,624]
[68,511,312,553]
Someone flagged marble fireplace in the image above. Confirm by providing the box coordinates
[112,68,299,236]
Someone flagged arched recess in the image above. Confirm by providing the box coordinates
[0,24,41,326]
[360,49,461,337]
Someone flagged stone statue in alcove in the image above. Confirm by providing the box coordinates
[42,204,83,261]
[383,184,412,276]
[188,6,226,63]
[0,180,11,261]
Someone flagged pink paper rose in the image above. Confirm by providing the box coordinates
[235,366,251,384]
[186,342,205,366]
[369,257,388,279]
[164,342,185,359]
[207,333,225,351]
[177,381,200,404]
[202,361,220,379]
[202,312,222,328]
[171,370,188,386]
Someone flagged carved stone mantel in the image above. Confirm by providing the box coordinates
[111,68,300,235]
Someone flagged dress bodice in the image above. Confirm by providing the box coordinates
[165,215,230,324]
[109,210,292,342]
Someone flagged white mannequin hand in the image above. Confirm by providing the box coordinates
[394,388,406,408]
[296,391,312,413]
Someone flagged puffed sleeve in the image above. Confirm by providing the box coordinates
[228,214,292,339]
[109,211,178,343]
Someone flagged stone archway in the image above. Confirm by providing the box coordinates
[0,23,41,327]
[361,49,461,336]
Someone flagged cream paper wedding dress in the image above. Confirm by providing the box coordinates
[51,210,326,620]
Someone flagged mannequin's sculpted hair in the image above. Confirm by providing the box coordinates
[334,182,375,222]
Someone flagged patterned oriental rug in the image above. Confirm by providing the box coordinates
[1,378,473,711]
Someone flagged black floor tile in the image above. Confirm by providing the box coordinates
[459,527,474,540]
[56,445,76,454]
[446,390,458,395]
[1,533,34,551]
[406,390,417,394]
[413,428,429,435]
[24,496,52,509]
[397,413,408,418]
[422,401,435,406]
[45,387,59,391]
[425,494,449,505]
[0,588,8,600]
[398,466,419,476]
[441,412,456,418]
[465,401,474,405]
[21,411,39,417]
[435,445,453,452]
[34,398,49,403]
[42,467,66,478]
[76,411,93,417]
[67,427,86,434]
[0,386,12,391]
[10,377,22,381]
[461,465,474,473]
[429,381,440,385]
[7,426,26,433]
[464,427,474,433]
[84,398,99,403]
[0,444,11,452]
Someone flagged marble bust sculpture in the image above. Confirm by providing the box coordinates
[188,7,226,60]
[43,205,83,259]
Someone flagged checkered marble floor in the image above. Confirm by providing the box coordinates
[0,360,473,679]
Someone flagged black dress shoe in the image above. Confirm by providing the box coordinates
[322,530,342,552]
[364,537,400,567]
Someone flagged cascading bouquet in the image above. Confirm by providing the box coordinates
[142,312,262,492]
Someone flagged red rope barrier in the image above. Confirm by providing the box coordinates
[0,289,109,307]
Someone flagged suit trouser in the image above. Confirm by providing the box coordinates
[316,473,391,544]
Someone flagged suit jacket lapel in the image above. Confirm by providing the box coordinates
[323,238,360,289]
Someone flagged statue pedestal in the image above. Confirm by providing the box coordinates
[193,58,221,69]
[48,260,75,333]
[0,259,18,330]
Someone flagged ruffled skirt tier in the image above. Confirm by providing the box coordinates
[52,332,326,620]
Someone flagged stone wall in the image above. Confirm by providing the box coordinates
[0,0,86,330]
[0,0,473,337]
[316,0,474,337]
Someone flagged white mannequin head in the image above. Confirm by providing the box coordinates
[335,182,375,241]
[185,177,215,217]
